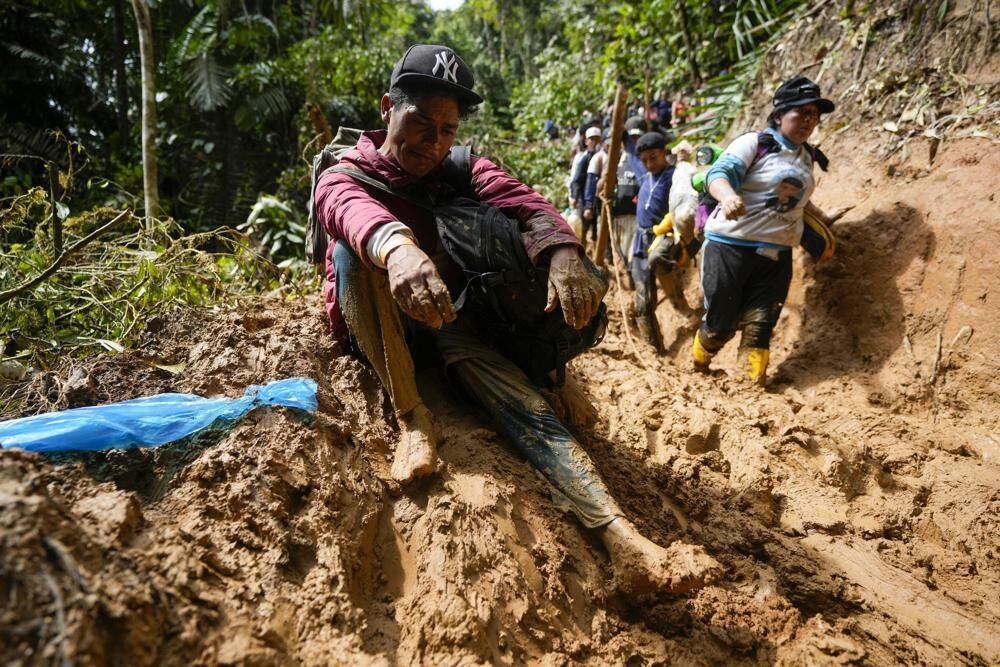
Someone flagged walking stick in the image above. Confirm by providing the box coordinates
[595,83,628,267]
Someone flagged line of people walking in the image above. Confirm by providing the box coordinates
[564,76,845,385]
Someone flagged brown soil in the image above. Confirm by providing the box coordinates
[2,2,999,665]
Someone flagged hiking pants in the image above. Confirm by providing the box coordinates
[333,241,622,528]
[630,229,658,320]
[611,213,635,270]
[580,206,598,243]
[698,239,793,352]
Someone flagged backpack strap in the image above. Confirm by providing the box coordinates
[440,145,474,198]
[805,143,830,171]
[754,132,782,165]
[327,145,474,208]
[756,131,830,171]
[327,166,435,210]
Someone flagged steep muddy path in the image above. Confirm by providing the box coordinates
[2,130,998,665]
[3,1,1000,663]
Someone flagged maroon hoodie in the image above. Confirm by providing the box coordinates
[315,130,581,335]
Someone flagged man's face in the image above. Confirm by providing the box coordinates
[380,91,460,177]
[585,136,599,151]
[639,148,668,175]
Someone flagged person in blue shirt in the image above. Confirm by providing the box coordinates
[625,131,675,350]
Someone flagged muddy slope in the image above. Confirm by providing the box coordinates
[3,1,1000,665]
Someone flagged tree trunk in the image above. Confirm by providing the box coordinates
[130,0,160,228]
[643,70,651,131]
[677,0,701,85]
[307,102,334,145]
[113,0,130,143]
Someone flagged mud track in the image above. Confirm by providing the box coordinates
[3,2,1000,661]
[2,131,999,666]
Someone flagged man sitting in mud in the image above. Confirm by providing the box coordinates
[314,44,719,594]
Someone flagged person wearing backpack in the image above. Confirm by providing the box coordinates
[569,126,601,243]
[581,128,609,251]
[607,117,644,271]
[312,44,720,594]
[694,76,845,385]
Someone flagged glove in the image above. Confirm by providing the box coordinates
[651,213,674,237]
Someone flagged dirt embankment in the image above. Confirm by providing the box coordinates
[2,2,999,665]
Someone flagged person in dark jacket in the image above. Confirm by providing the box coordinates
[624,131,675,350]
[314,44,720,594]
[569,126,601,235]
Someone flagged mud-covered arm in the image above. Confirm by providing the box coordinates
[314,170,398,270]
[470,155,582,264]
[804,200,853,226]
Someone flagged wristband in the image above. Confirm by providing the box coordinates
[380,235,417,266]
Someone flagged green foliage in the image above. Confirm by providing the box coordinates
[0,0,828,363]
[0,188,282,361]
[238,194,309,272]
[510,47,607,139]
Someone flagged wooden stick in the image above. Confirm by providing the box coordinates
[595,83,628,267]
[0,209,131,305]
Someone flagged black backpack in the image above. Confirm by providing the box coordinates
[433,196,608,386]
[317,138,607,386]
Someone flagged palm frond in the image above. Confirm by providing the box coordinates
[233,86,289,129]
[173,4,217,63]
[185,52,232,111]
[231,13,279,38]
[5,44,57,69]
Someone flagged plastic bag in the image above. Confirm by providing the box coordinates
[0,377,317,454]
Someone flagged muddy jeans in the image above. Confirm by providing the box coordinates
[334,241,622,528]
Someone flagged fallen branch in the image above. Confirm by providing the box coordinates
[986,0,993,59]
[0,208,131,306]
[853,24,871,80]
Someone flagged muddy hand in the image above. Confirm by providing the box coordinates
[385,244,457,329]
[545,246,603,330]
[827,204,854,224]
[721,194,745,219]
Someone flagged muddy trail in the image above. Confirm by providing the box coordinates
[3,2,1000,665]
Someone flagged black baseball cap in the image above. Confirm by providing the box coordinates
[635,131,667,153]
[625,115,646,136]
[390,44,483,105]
[773,75,835,114]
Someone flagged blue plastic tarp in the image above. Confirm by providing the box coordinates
[0,377,318,453]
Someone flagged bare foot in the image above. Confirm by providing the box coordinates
[598,517,722,594]
[391,403,437,484]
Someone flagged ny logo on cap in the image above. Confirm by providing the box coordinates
[432,50,458,83]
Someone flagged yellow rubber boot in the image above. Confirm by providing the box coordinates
[692,331,714,371]
[739,347,770,386]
